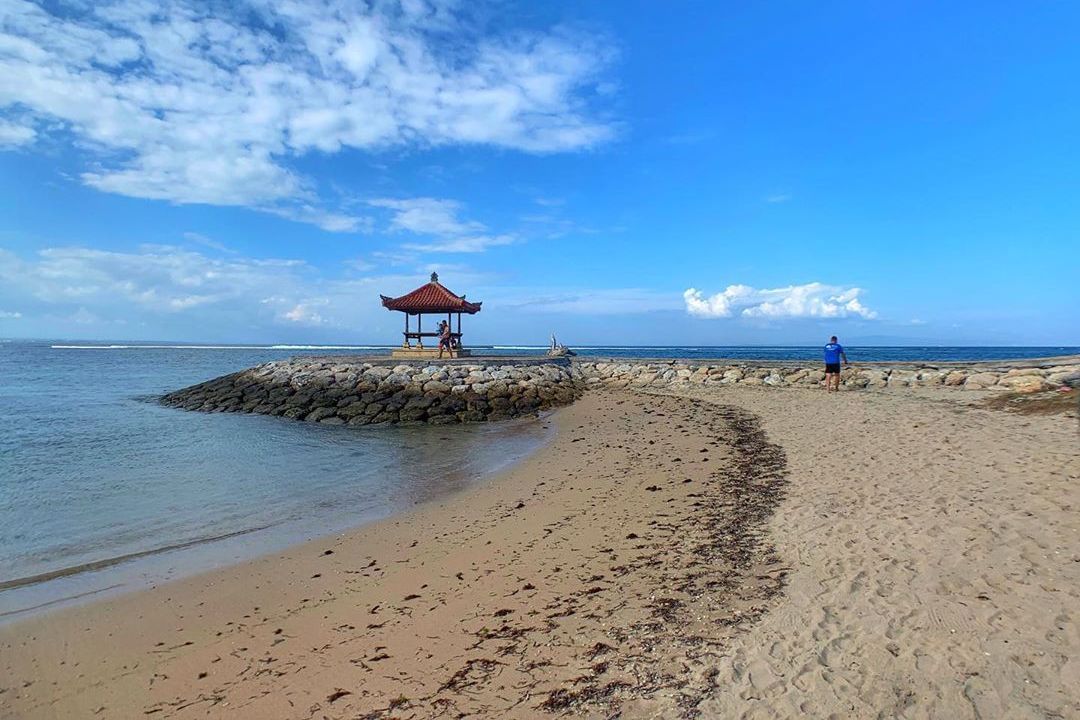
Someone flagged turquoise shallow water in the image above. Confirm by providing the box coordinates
[0,341,550,620]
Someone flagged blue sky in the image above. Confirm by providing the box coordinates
[0,0,1076,345]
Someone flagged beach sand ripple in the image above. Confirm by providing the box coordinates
[1,391,791,718]
[3,385,1078,718]
[669,385,1080,720]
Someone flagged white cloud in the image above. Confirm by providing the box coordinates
[404,234,516,253]
[345,257,376,272]
[69,307,100,325]
[182,232,234,254]
[0,244,495,334]
[260,205,374,234]
[0,0,615,229]
[280,301,328,326]
[0,244,689,342]
[499,288,682,315]
[370,196,517,253]
[684,282,878,320]
[0,309,22,319]
[765,193,791,204]
[369,198,484,236]
[0,245,312,317]
[0,120,35,147]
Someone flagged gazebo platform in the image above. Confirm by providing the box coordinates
[390,347,473,359]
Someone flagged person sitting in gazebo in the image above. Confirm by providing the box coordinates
[437,320,453,359]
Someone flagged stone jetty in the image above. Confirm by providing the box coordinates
[161,355,1080,426]
[160,357,582,426]
[574,356,1080,393]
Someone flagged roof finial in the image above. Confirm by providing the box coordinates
[430,271,439,283]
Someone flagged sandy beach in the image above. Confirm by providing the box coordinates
[2,383,1078,718]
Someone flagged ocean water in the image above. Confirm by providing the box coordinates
[42,341,1080,362]
[1,340,1075,620]
[0,341,550,621]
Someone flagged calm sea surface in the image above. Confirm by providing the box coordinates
[0,340,1075,620]
[0,341,551,621]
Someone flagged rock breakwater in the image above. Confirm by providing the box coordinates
[162,355,1080,427]
[161,357,582,425]
[574,357,1080,393]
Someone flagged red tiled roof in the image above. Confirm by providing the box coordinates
[381,273,482,314]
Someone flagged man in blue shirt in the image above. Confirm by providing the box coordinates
[824,336,848,392]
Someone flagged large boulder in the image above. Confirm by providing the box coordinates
[888,370,916,387]
[858,369,889,388]
[304,407,337,423]
[964,372,1000,389]
[997,375,1049,393]
[915,371,946,386]
[721,369,744,384]
[784,369,809,384]
[1003,368,1047,378]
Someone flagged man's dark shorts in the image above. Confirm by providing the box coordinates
[825,362,841,374]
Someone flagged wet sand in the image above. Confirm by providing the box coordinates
[0,391,787,718]
[3,385,1078,718]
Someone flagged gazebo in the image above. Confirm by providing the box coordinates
[380,272,482,358]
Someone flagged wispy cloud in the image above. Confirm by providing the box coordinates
[261,206,374,234]
[498,288,682,315]
[0,243,686,340]
[370,197,517,253]
[0,120,35,147]
[183,232,235,254]
[404,235,516,253]
[344,257,376,272]
[0,244,479,332]
[279,300,328,326]
[0,0,616,229]
[684,282,877,320]
[369,198,484,236]
[765,193,792,204]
